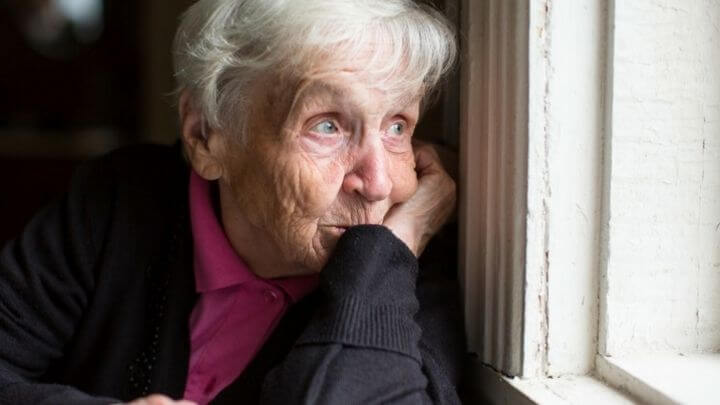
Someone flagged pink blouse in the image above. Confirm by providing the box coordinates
[183,171,318,404]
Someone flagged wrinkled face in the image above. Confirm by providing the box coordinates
[215,57,421,276]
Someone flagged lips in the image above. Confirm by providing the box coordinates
[319,224,350,236]
[318,221,382,235]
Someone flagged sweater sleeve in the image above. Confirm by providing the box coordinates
[260,225,462,405]
[0,160,119,404]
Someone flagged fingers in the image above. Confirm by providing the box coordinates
[125,394,198,405]
[413,145,455,199]
[383,141,457,255]
[413,142,459,181]
[414,144,443,175]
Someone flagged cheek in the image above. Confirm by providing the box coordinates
[255,134,345,228]
[389,152,418,203]
[276,154,342,220]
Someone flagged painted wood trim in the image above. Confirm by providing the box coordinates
[458,0,529,377]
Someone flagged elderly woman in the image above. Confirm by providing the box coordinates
[0,0,462,404]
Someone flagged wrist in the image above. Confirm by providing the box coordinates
[383,222,421,257]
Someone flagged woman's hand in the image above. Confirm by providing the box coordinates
[383,142,456,256]
[123,394,197,405]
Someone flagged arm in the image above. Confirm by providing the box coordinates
[261,226,461,404]
[0,160,118,404]
[261,145,462,404]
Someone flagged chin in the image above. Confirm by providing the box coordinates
[307,247,334,274]
[297,229,343,273]
[292,252,328,276]
[272,223,346,276]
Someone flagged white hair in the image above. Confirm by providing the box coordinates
[173,0,457,136]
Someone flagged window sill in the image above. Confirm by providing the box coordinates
[508,375,634,405]
[596,353,720,405]
[466,353,720,404]
[465,357,633,405]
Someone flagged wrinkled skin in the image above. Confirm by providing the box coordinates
[181,56,454,279]
[220,67,419,277]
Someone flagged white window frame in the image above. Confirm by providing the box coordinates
[458,1,720,404]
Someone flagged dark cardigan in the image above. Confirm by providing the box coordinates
[0,144,464,404]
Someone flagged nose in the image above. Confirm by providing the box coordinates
[342,138,393,202]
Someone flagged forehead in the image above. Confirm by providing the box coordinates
[299,70,420,107]
[286,69,424,124]
[274,42,424,107]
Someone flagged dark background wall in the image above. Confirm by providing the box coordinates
[0,0,457,246]
[0,0,195,244]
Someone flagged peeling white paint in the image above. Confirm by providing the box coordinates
[524,0,553,378]
[524,0,609,377]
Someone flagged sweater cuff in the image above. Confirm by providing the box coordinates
[296,297,423,361]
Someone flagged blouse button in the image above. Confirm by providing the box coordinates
[263,289,279,303]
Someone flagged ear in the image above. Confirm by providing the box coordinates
[179,90,224,180]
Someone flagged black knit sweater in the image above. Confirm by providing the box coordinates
[0,144,464,404]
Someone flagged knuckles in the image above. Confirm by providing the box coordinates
[126,394,188,405]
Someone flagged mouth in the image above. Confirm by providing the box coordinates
[319,225,350,236]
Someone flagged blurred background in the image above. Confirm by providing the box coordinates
[0,0,458,246]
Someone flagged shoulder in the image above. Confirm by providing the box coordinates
[81,143,186,188]
[100,143,185,169]
[64,143,189,252]
[70,143,188,207]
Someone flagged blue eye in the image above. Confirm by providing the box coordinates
[389,122,405,136]
[311,120,339,135]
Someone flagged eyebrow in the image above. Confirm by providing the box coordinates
[294,81,350,102]
[286,78,422,123]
